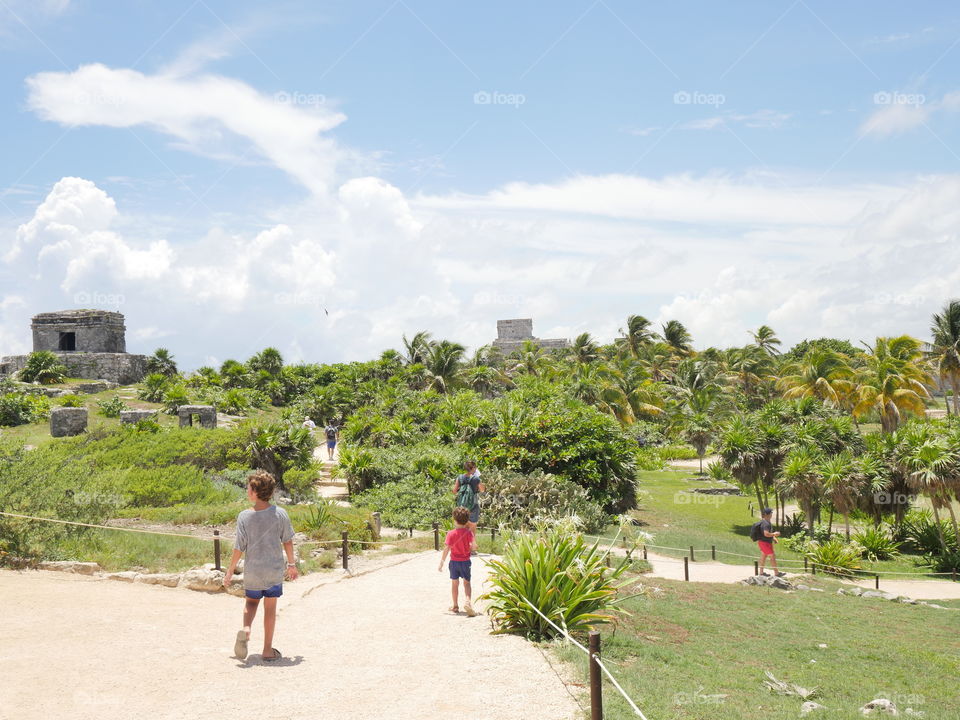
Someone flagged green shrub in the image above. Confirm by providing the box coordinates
[0,392,50,426]
[635,447,665,471]
[138,373,169,403]
[805,538,862,576]
[483,525,634,640]
[97,395,128,418]
[852,526,902,561]
[901,509,958,554]
[479,468,610,533]
[656,444,699,461]
[282,464,320,503]
[354,476,452,531]
[18,351,67,384]
[338,442,464,493]
[929,550,960,573]
[58,394,85,408]
[161,384,191,414]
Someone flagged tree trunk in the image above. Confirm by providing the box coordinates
[805,500,815,537]
[952,372,960,415]
[827,507,834,536]
[944,502,960,551]
[775,493,780,527]
[754,483,765,514]
[699,452,704,475]
[844,513,850,541]
[931,504,948,553]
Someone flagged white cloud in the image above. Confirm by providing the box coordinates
[860,90,960,137]
[26,64,348,195]
[682,110,791,131]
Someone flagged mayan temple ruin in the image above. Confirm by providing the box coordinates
[491,318,569,353]
[0,310,149,385]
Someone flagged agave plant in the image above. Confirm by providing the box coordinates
[852,526,902,561]
[805,538,861,577]
[483,526,636,640]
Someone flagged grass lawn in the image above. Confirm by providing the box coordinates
[555,575,960,719]
[616,470,948,579]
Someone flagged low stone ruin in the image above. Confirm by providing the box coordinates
[178,405,217,429]
[50,407,88,437]
[120,409,158,425]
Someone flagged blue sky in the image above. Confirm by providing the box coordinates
[2,1,960,368]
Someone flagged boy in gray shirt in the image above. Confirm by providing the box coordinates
[223,471,297,661]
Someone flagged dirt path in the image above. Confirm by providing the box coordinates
[644,551,960,600]
[1,551,579,720]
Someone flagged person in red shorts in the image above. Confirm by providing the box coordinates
[438,506,478,616]
[757,508,785,577]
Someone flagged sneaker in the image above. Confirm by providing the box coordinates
[759,571,770,577]
[775,571,787,577]
[233,630,248,660]
[464,602,478,617]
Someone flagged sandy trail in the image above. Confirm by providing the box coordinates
[1,552,578,720]
[644,551,960,600]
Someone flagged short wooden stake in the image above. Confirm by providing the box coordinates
[684,556,689,581]
[341,531,349,571]
[213,529,221,571]
[643,545,648,560]
[711,545,716,560]
[432,522,439,551]
[804,557,808,572]
[589,631,602,720]
[689,545,695,562]
[875,574,880,590]
[754,560,759,576]
[408,527,413,538]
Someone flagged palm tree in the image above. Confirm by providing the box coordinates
[777,348,853,407]
[508,340,554,378]
[661,319,693,355]
[569,332,600,364]
[750,325,782,355]
[683,412,714,475]
[779,445,824,537]
[401,331,433,366]
[636,341,675,382]
[18,351,67,384]
[902,437,959,551]
[852,336,932,433]
[717,416,766,508]
[618,314,655,358]
[146,348,178,377]
[610,359,665,420]
[248,347,284,377]
[463,364,507,397]
[423,340,465,393]
[929,300,960,415]
[819,452,862,540]
[567,363,633,423]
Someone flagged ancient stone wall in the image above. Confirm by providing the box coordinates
[496,318,534,341]
[0,352,148,385]
[32,310,126,353]
[50,407,88,437]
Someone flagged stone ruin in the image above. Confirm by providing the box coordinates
[491,318,570,353]
[120,409,158,425]
[50,407,88,437]
[0,310,149,385]
[178,405,217,429]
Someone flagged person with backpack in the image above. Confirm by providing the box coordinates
[452,460,485,541]
[323,421,339,460]
[751,508,785,577]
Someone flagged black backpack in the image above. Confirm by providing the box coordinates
[750,521,763,542]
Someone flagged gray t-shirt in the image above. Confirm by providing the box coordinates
[235,505,295,590]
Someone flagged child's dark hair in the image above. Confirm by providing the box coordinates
[248,470,276,501]
[453,506,470,525]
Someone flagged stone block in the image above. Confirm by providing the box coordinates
[120,409,158,425]
[50,407,88,437]
[178,405,217,429]
[38,560,101,575]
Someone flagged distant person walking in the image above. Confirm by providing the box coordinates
[438,506,478,616]
[752,508,784,577]
[452,460,485,541]
[302,417,316,433]
[324,421,339,460]
[223,470,298,662]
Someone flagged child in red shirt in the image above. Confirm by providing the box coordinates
[438,506,478,616]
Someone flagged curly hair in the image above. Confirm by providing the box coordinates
[453,506,470,525]
[247,470,276,501]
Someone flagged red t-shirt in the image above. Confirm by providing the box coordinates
[445,527,474,562]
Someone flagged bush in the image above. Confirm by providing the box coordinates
[161,384,191,415]
[901,509,958,554]
[656,444,699,461]
[338,442,465,494]
[97,396,128,418]
[58,394,85,408]
[929,550,960,573]
[354,476,452,530]
[0,392,50,427]
[635,447,665,471]
[479,468,610,533]
[805,538,862,576]
[483,525,633,640]
[138,373,169,403]
[282,464,321,503]
[18,351,67,384]
[852,526,902,561]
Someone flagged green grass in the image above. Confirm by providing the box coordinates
[55,527,228,573]
[555,575,960,719]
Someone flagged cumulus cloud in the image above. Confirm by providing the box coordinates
[26,64,348,195]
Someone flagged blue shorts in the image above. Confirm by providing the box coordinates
[245,583,283,599]
[449,560,471,581]
[326,440,337,449]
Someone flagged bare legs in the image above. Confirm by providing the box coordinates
[450,579,474,614]
[241,596,279,658]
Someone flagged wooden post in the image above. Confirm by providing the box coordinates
[589,631,602,720]
[341,531,349,571]
[754,560,759,576]
[684,556,689,581]
[689,545,695,562]
[711,545,716,561]
[408,527,414,538]
[433,522,439,552]
[213,529,221,571]
[371,511,381,535]
[811,562,817,576]
[804,557,808,572]
[875,574,880,590]
[643,545,648,560]
[953,568,957,583]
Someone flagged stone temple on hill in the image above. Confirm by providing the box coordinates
[491,318,569,353]
[0,310,149,384]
